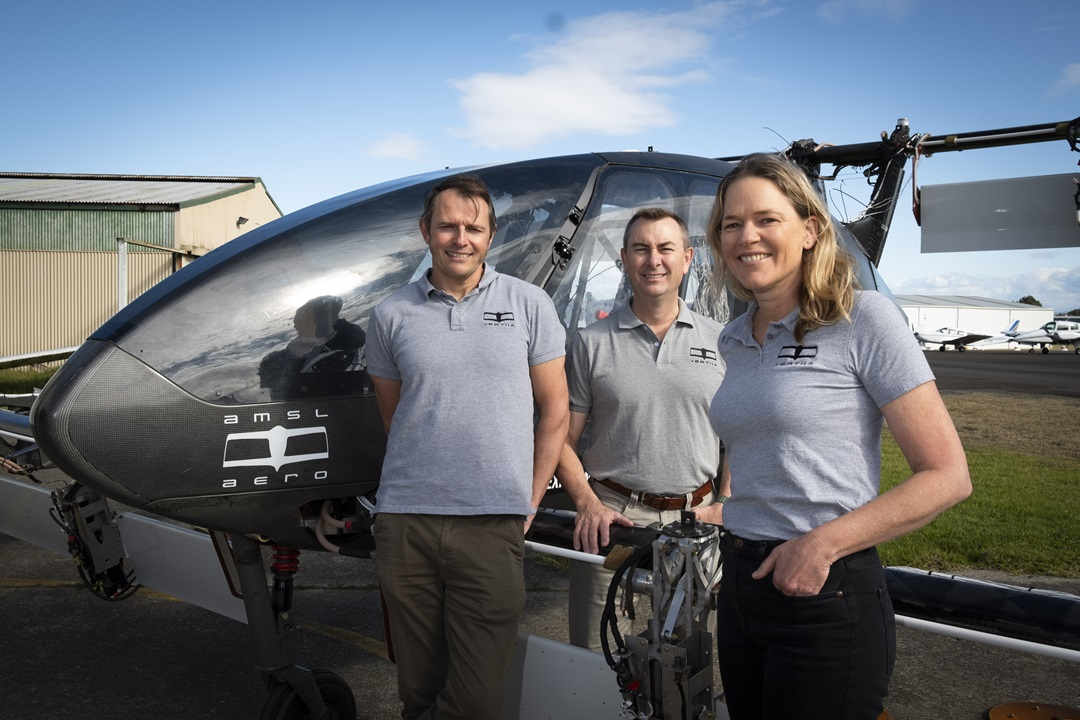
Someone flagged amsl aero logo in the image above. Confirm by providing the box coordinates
[689,346,719,366]
[483,311,516,327]
[776,345,818,366]
[219,408,330,490]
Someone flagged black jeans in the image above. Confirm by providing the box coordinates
[716,534,895,720]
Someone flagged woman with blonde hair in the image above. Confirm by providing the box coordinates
[701,153,971,719]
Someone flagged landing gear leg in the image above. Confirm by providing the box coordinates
[229,534,355,720]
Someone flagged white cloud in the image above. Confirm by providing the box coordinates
[818,0,915,23]
[452,2,741,149]
[1050,63,1080,95]
[893,266,1080,312]
[368,132,423,160]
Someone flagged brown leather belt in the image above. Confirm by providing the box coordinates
[594,477,713,511]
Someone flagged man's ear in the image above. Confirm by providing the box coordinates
[419,217,431,245]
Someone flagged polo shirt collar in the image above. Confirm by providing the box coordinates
[419,263,498,299]
[617,297,694,330]
[674,297,695,327]
[723,301,799,347]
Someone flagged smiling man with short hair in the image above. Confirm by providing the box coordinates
[367,174,569,719]
[556,207,727,651]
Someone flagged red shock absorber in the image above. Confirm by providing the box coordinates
[270,545,300,614]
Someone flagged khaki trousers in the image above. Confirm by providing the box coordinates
[375,513,526,720]
[568,480,714,651]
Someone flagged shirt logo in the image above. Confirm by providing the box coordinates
[689,346,719,366]
[483,311,516,327]
[776,344,818,366]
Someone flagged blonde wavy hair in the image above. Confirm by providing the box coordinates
[706,153,856,342]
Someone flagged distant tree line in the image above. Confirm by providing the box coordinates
[1016,297,1080,316]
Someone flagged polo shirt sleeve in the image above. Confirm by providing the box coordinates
[850,291,934,408]
[566,330,591,414]
[365,304,400,381]
[527,293,567,367]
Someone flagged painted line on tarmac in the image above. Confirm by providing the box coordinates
[0,578,81,588]
[0,578,182,603]
[298,619,390,661]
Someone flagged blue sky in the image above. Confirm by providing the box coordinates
[4,0,1078,311]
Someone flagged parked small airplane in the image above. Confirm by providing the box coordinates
[913,326,991,351]
[972,319,1080,354]
[1010,319,1080,354]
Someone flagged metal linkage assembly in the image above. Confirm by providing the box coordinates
[603,511,723,719]
[49,482,138,600]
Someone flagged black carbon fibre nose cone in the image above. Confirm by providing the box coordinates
[31,339,383,534]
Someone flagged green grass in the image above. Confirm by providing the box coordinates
[0,367,57,394]
[878,438,1080,576]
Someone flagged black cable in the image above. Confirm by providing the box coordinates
[600,542,653,672]
[677,671,687,718]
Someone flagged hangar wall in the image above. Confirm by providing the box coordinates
[175,182,280,259]
[2,250,172,357]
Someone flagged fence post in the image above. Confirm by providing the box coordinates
[117,237,128,310]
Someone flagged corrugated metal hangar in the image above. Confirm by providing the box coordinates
[1,172,281,360]
[896,294,1054,347]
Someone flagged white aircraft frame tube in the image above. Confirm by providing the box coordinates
[894,613,1079,662]
[525,540,605,565]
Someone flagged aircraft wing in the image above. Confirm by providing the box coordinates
[948,332,992,345]
[1013,334,1052,346]
[914,330,990,347]
[969,333,1018,348]
[0,470,247,622]
[0,346,79,370]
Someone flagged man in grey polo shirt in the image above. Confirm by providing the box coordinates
[366,174,569,720]
[556,207,727,651]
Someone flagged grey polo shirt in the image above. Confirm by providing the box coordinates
[709,290,934,541]
[568,298,725,495]
[366,266,566,516]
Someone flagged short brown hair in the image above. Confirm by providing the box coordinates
[420,174,497,238]
[622,207,689,249]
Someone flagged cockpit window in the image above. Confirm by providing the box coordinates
[118,155,600,404]
[546,166,731,339]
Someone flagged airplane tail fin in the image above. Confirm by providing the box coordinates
[1004,320,1019,336]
